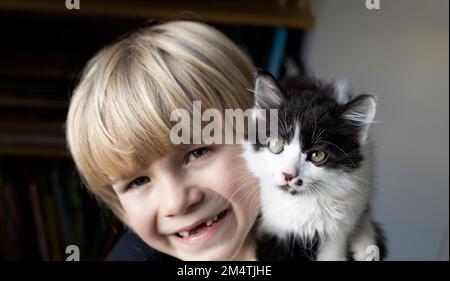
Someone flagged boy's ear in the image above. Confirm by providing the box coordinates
[253,71,285,109]
[342,94,377,145]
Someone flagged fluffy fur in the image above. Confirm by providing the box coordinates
[243,72,386,261]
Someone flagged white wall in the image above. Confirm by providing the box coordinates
[304,0,449,260]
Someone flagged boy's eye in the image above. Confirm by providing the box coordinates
[129,176,150,189]
[186,147,209,162]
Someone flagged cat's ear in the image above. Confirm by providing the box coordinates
[342,94,377,144]
[253,72,285,109]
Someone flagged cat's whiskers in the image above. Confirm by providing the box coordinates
[350,173,385,192]
[310,183,346,220]
[311,111,326,145]
[313,129,326,146]
[216,171,259,215]
[279,112,289,136]
[311,181,359,233]
[218,179,255,210]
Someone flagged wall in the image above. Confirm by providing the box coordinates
[304,0,449,260]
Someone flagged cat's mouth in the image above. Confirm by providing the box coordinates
[278,184,304,195]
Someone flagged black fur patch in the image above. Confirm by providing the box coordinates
[256,232,319,261]
[251,73,365,172]
[256,221,387,261]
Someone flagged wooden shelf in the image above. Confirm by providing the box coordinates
[0,120,67,158]
[0,0,314,29]
[0,96,67,110]
[0,145,69,158]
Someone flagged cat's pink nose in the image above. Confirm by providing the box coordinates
[283,171,298,182]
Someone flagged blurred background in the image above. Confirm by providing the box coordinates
[0,0,448,260]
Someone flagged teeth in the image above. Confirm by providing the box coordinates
[177,211,226,238]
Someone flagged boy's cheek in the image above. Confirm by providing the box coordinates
[205,154,258,206]
[126,210,173,253]
[199,159,242,196]
[122,202,156,235]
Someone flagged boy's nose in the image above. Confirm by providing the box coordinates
[162,184,205,217]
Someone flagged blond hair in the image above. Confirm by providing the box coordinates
[66,21,255,218]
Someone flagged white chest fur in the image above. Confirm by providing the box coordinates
[259,180,369,241]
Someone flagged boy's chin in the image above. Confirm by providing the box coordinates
[178,243,238,261]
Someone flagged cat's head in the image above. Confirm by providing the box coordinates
[243,72,376,196]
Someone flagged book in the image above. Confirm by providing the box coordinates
[28,182,50,260]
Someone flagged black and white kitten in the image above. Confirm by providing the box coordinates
[243,72,386,261]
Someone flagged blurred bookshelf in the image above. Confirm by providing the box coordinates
[0,0,313,260]
[0,0,314,29]
[0,157,123,260]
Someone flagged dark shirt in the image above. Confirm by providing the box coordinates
[106,231,315,261]
[107,227,387,261]
[106,231,179,261]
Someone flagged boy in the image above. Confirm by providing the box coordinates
[66,21,261,260]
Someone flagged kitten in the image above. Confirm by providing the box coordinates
[243,72,386,261]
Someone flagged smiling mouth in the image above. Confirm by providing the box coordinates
[175,208,230,238]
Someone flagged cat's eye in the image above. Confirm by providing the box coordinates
[268,137,284,154]
[309,150,328,164]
